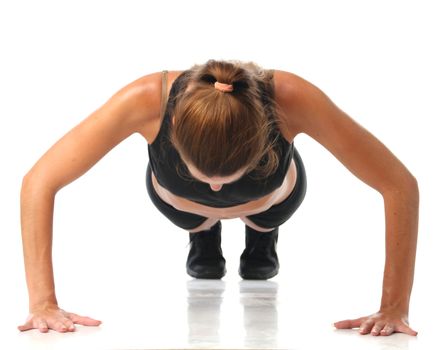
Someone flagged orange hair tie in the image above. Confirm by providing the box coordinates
[214,81,234,92]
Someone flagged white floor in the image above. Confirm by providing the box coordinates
[4,277,434,350]
[3,214,436,350]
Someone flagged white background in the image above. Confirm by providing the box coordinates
[1,0,436,349]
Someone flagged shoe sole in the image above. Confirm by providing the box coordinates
[186,267,226,279]
[238,268,279,280]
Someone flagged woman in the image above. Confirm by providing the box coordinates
[18,60,419,336]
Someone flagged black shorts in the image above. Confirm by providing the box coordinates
[146,147,307,231]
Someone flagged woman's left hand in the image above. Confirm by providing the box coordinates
[333,311,418,336]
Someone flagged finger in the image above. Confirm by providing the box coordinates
[17,322,33,332]
[59,320,75,332]
[359,320,375,335]
[334,318,364,329]
[396,323,418,336]
[63,319,76,332]
[47,320,69,333]
[380,324,395,336]
[371,323,384,336]
[67,313,102,326]
[37,320,49,333]
[57,321,69,333]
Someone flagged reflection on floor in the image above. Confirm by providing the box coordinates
[187,279,279,348]
[9,276,428,349]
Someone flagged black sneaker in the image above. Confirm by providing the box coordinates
[186,221,226,279]
[239,225,279,280]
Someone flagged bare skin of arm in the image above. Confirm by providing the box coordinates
[18,72,162,333]
[274,70,419,336]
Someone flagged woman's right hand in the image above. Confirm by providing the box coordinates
[18,304,102,333]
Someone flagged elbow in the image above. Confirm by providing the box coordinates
[404,172,419,197]
[21,170,58,197]
[381,173,419,204]
[409,174,419,191]
[21,172,33,193]
[21,172,36,200]
[21,170,39,192]
[408,174,420,203]
[404,175,420,208]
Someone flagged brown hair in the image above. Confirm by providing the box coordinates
[170,60,281,180]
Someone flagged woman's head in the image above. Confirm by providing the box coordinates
[170,60,280,184]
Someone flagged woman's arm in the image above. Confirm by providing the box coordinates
[19,72,162,333]
[274,70,419,336]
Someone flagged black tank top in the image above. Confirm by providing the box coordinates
[147,70,294,208]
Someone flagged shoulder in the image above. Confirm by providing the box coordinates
[272,70,313,135]
[112,71,180,121]
[272,69,340,138]
[272,70,417,194]
[272,70,308,102]
[114,70,183,142]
